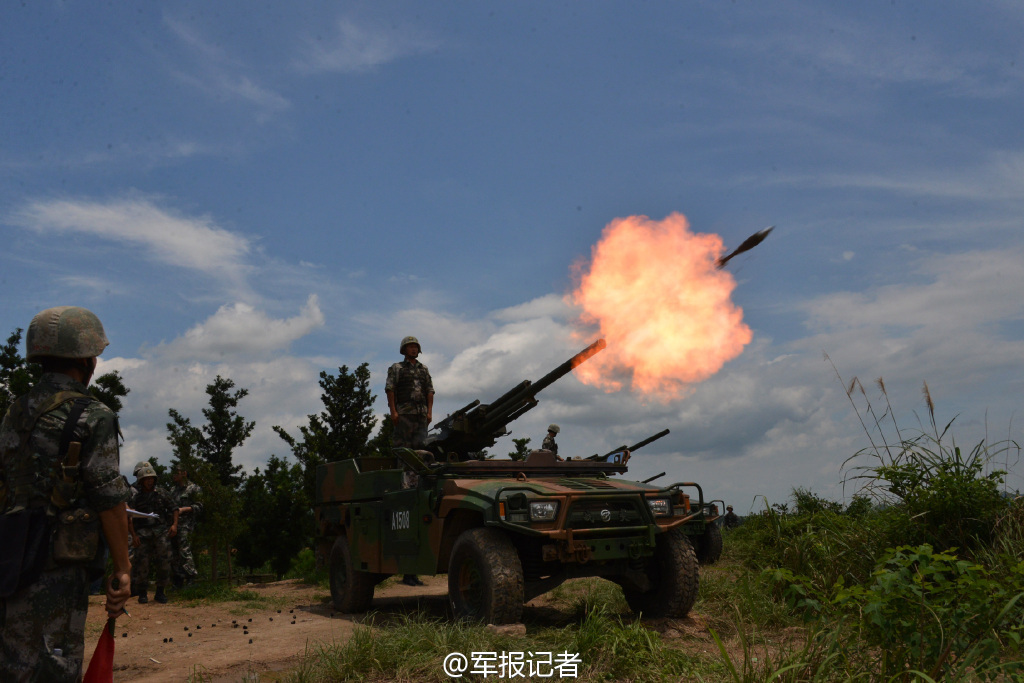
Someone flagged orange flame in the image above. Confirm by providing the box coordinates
[570,213,752,400]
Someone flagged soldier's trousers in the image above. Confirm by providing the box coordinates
[393,414,428,449]
[172,529,198,579]
[132,530,173,592]
[0,565,89,683]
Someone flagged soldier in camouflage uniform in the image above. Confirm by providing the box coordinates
[129,463,178,604]
[542,424,560,456]
[170,466,202,586]
[386,335,434,449]
[0,306,132,683]
[385,336,433,586]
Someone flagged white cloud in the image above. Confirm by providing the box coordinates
[163,15,290,119]
[13,197,252,293]
[294,18,438,74]
[150,295,325,362]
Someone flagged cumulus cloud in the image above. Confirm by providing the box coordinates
[150,294,325,362]
[294,18,438,74]
[13,197,252,288]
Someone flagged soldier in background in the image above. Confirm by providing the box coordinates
[542,424,560,456]
[385,335,433,587]
[723,505,740,530]
[129,463,178,604]
[0,306,131,682]
[170,466,203,587]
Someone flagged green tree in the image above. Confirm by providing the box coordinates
[0,328,40,418]
[235,455,311,578]
[166,375,253,581]
[508,437,532,461]
[275,363,379,503]
[169,375,254,488]
[89,369,130,415]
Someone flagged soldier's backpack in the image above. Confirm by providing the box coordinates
[0,390,92,597]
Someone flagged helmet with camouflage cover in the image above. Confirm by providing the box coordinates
[136,463,157,480]
[400,336,421,355]
[26,306,109,360]
[133,461,149,478]
[548,424,560,434]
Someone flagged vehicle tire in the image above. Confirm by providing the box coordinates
[329,536,376,613]
[694,524,723,565]
[448,527,524,624]
[624,528,699,618]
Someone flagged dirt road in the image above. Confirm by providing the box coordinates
[83,577,451,682]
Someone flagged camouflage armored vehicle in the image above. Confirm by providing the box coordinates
[315,340,722,624]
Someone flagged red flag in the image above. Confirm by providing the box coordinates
[83,618,115,683]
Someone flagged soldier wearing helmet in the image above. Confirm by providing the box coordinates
[128,463,178,604]
[542,424,560,457]
[384,336,433,587]
[0,306,132,682]
[385,336,434,450]
[723,505,740,530]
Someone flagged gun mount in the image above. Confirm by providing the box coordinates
[425,339,606,460]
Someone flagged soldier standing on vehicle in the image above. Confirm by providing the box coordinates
[0,306,132,683]
[129,463,178,604]
[723,505,740,530]
[542,424,560,457]
[385,335,433,587]
[170,466,202,587]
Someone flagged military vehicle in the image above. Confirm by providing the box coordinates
[315,340,722,624]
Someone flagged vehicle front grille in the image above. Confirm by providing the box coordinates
[565,499,644,528]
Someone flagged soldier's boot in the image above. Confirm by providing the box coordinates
[155,587,168,604]
[138,591,149,604]
[402,574,424,586]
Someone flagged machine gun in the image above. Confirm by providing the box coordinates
[425,339,606,460]
[587,428,671,464]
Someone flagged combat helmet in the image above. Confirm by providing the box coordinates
[548,424,560,434]
[400,336,421,355]
[26,306,109,360]
[136,463,157,480]
[133,462,149,478]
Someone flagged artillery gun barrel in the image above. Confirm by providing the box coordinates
[477,339,606,436]
[627,429,670,452]
[588,428,671,461]
[432,399,481,430]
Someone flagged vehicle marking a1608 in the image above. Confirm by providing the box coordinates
[392,509,411,530]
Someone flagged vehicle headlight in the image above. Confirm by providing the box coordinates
[529,500,559,521]
[647,498,671,517]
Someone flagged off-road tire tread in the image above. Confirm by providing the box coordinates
[330,536,376,613]
[624,528,699,618]
[695,524,723,565]
[448,527,524,624]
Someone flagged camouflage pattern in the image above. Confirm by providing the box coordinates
[130,486,177,592]
[171,480,203,579]
[541,433,558,454]
[0,565,90,682]
[0,372,129,683]
[393,414,428,449]
[25,306,109,360]
[385,360,433,416]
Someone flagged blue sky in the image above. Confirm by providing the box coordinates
[3,1,1023,510]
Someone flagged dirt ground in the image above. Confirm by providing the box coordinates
[82,577,725,682]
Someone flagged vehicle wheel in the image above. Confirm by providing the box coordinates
[624,528,699,618]
[329,536,376,613]
[448,528,524,624]
[694,524,723,565]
